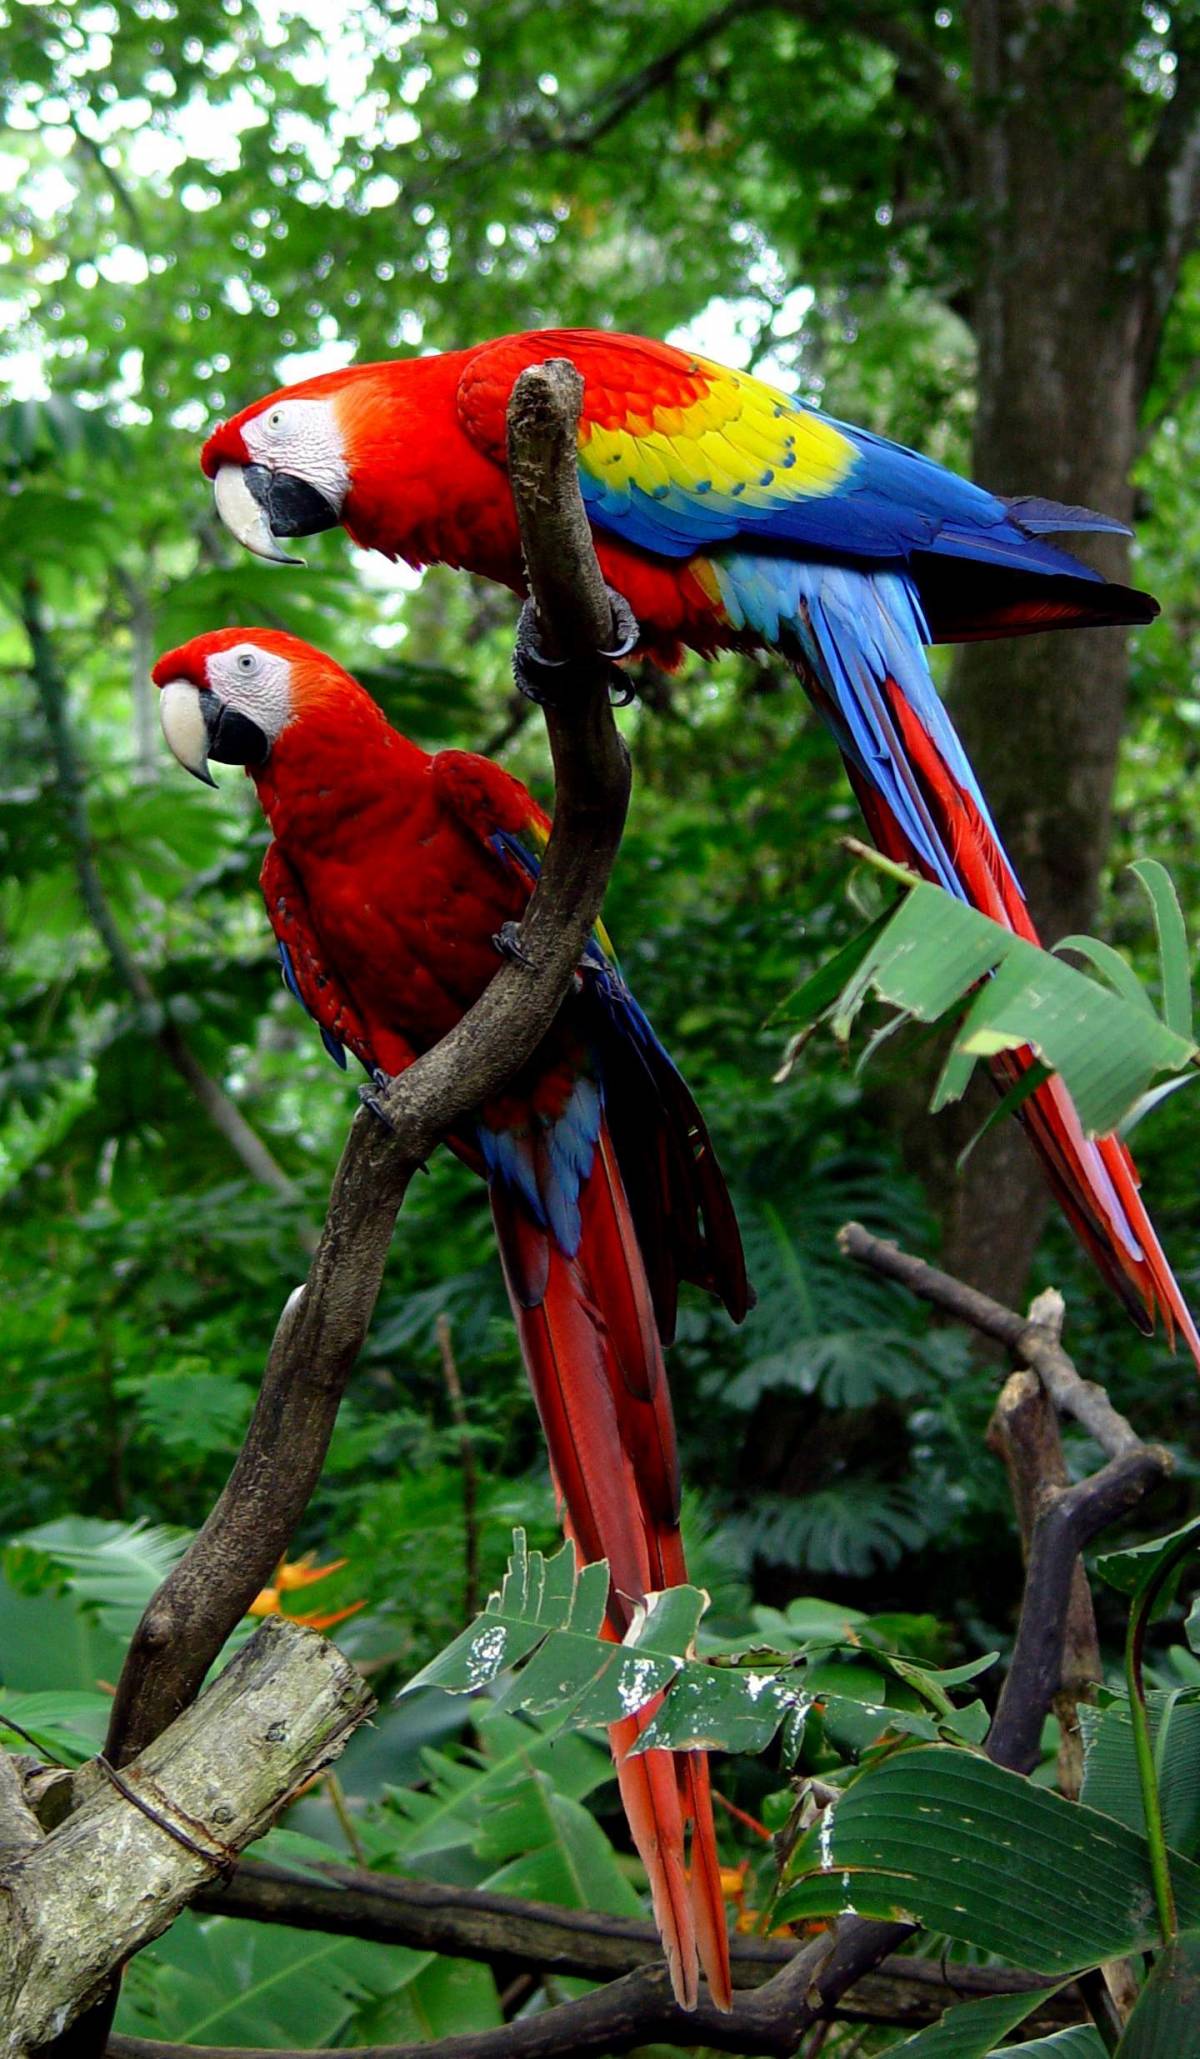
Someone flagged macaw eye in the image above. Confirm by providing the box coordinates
[236,651,258,673]
[266,408,284,430]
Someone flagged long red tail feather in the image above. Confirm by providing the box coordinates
[492,1119,732,2011]
[848,678,1199,1364]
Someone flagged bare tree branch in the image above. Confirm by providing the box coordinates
[191,1856,1077,2029]
[3,1618,372,2052]
[838,1221,1150,1456]
[21,575,313,1239]
[841,1220,1172,1781]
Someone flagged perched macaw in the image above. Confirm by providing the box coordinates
[152,625,749,2011]
[201,327,1200,1363]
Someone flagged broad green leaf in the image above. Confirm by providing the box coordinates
[791,873,1195,1136]
[1114,1928,1200,2055]
[408,1533,980,1763]
[1080,1691,1200,1855]
[892,1984,1069,2056]
[1054,935,1155,1016]
[0,1688,111,1763]
[995,2033,1106,2057]
[773,901,900,1027]
[116,1911,459,2046]
[776,1745,1200,1970]
[1131,858,1193,1041]
[1096,1514,1200,1602]
[383,1706,617,1864]
[352,1955,502,2042]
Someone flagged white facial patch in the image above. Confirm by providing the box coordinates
[206,643,296,744]
[241,396,350,511]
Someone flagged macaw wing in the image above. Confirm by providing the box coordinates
[433,750,748,1335]
[260,843,382,1075]
[456,328,1124,587]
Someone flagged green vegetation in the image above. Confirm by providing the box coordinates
[5,1,1200,2049]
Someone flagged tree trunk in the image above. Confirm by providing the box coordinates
[935,0,1150,1304]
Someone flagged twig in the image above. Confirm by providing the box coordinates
[436,1314,480,1619]
[323,1770,368,1869]
[190,1856,1076,2028]
[104,1927,1078,2059]
[21,576,313,1242]
[1,1618,372,2051]
[837,1222,1147,1457]
[104,359,629,1777]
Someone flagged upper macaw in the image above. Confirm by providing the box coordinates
[200,327,1200,1364]
[152,624,749,2012]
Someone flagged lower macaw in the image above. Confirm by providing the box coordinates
[152,625,749,2012]
[200,327,1200,1362]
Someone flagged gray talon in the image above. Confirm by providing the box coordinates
[511,590,641,707]
[358,1070,395,1129]
[493,920,534,967]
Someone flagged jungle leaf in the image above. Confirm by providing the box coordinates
[775,1745,1200,1970]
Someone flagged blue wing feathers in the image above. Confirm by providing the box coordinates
[581,393,1125,585]
[277,939,347,1069]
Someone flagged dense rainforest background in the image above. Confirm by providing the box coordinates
[6,0,1200,2047]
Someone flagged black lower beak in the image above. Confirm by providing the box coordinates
[199,690,270,768]
[244,463,341,540]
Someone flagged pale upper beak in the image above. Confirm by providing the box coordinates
[158,679,271,785]
[159,679,217,786]
[213,463,304,565]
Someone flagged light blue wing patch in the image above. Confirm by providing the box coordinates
[479,1072,604,1260]
[707,556,1010,898]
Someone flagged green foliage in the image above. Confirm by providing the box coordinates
[413,1530,993,1760]
[118,1913,503,2047]
[1114,1930,1200,2056]
[777,1744,1200,1967]
[781,853,1199,1139]
[890,1987,1071,2058]
[3,1,1200,2044]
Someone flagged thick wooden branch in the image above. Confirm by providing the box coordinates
[987,1439,1169,1773]
[104,359,630,1775]
[1,1618,372,2055]
[0,1757,41,1865]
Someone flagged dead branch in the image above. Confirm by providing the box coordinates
[1,1618,372,2054]
[838,1221,1149,1456]
[191,1856,1078,2029]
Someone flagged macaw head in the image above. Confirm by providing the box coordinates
[152,626,359,783]
[200,358,446,565]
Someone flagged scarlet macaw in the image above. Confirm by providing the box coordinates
[200,328,1200,1362]
[152,625,749,2011]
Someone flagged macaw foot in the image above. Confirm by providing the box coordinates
[358,1070,430,1170]
[512,589,640,707]
[492,919,534,968]
[358,1067,396,1130]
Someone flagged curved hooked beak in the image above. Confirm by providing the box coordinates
[212,463,340,566]
[159,680,270,786]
